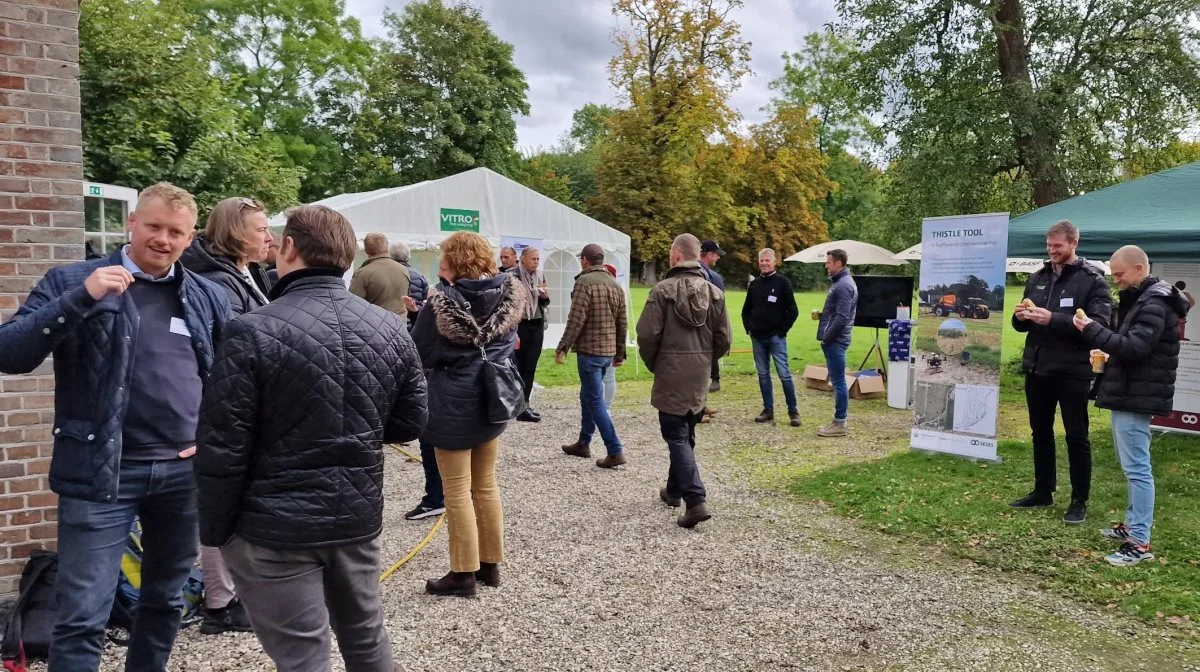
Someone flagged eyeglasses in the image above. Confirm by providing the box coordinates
[239,197,263,211]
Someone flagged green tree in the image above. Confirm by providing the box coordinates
[354,0,530,183]
[80,0,302,212]
[837,0,1200,208]
[188,0,374,200]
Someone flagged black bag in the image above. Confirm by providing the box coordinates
[479,345,525,424]
[2,551,58,666]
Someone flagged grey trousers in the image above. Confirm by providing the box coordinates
[220,535,395,672]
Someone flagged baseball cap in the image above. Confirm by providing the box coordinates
[700,240,726,256]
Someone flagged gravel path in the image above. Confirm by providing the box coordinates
[59,384,1200,671]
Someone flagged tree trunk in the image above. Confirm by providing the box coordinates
[640,259,658,285]
[991,0,1069,206]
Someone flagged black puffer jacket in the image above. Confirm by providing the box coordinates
[195,268,428,549]
[1082,277,1190,416]
[412,274,526,450]
[1013,257,1113,379]
[180,234,272,316]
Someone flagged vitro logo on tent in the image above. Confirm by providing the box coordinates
[439,208,480,232]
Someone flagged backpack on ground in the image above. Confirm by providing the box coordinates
[1,550,58,669]
[107,518,204,645]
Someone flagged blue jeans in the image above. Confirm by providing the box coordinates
[751,335,797,415]
[1111,411,1155,544]
[577,354,623,456]
[603,363,617,409]
[822,342,849,422]
[51,459,199,672]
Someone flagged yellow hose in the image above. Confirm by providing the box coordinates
[379,444,446,584]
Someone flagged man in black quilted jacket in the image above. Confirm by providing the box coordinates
[195,205,427,672]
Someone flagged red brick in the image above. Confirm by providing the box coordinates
[3,91,76,113]
[0,462,24,479]
[51,244,80,260]
[36,377,54,392]
[9,57,77,80]
[0,228,11,242]
[23,427,51,442]
[0,396,19,412]
[21,394,52,409]
[15,194,81,210]
[10,542,48,559]
[4,445,37,460]
[24,7,45,23]
[12,126,79,145]
[0,528,27,545]
[0,495,25,511]
[25,458,50,475]
[42,508,55,523]
[0,261,14,274]
[0,106,25,123]
[0,74,24,90]
[4,411,40,426]
[45,8,76,29]
[15,160,80,178]
[9,509,40,525]
[0,144,29,158]
[50,211,82,226]
[27,492,55,508]
[0,562,23,578]
[0,210,30,224]
[1,378,36,393]
[27,523,55,540]
[0,176,31,191]
[4,22,76,47]
[17,260,61,275]
[6,476,40,494]
[0,295,16,308]
[28,176,49,191]
[29,211,48,224]
[0,242,32,257]
[49,179,77,195]
[0,38,24,56]
[11,226,78,243]
[43,44,76,63]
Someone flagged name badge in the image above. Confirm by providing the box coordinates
[169,317,191,337]
[1059,298,1074,308]
[767,295,778,303]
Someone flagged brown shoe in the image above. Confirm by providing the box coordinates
[596,454,627,469]
[659,488,681,507]
[754,410,774,423]
[475,562,501,588]
[677,502,712,528]
[425,571,477,597]
[562,441,591,458]
[817,420,848,437]
[789,412,801,427]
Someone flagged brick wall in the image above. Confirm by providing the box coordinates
[0,0,82,595]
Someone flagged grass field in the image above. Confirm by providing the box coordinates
[536,283,1200,624]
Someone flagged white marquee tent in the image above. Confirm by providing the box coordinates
[269,168,632,349]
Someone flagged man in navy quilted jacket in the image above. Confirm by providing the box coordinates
[0,182,231,672]
[196,205,427,672]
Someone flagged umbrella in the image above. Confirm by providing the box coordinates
[893,244,1110,275]
[784,240,904,266]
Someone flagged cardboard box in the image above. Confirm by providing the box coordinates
[802,365,856,393]
[850,370,887,400]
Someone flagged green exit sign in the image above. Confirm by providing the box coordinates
[87,185,102,196]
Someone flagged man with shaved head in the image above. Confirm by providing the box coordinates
[1073,245,1190,566]
[1012,220,1112,525]
[557,243,629,468]
[637,234,731,528]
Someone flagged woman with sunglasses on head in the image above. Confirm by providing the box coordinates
[181,197,274,315]
[179,196,273,635]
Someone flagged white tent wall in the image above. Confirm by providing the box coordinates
[269,168,632,350]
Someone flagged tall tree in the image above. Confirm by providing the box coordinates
[837,0,1200,208]
[188,0,374,200]
[592,0,752,280]
[354,0,530,183]
[80,0,302,211]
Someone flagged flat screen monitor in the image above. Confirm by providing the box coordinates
[853,275,914,329]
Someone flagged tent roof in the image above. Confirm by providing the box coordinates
[269,167,630,254]
[1008,161,1200,263]
[784,239,903,266]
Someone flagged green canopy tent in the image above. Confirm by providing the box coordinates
[1008,161,1200,263]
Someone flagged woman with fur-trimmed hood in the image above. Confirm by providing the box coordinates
[410,231,527,597]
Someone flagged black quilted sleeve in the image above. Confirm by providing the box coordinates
[385,328,428,445]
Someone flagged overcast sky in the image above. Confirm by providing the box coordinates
[344,0,839,150]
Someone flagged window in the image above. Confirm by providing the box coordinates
[84,196,130,256]
[544,250,581,324]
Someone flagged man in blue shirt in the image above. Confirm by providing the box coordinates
[700,240,726,392]
[816,249,858,437]
[0,182,230,671]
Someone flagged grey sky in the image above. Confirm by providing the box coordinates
[345,0,838,150]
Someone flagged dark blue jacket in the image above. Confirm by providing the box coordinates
[817,269,857,346]
[0,249,230,503]
[701,263,726,291]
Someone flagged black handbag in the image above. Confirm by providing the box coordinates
[479,345,526,424]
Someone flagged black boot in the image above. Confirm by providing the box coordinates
[754,409,774,423]
[475,562,501,588]
[425,571,477,597]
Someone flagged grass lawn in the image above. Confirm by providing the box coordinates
[537,283,1200,624]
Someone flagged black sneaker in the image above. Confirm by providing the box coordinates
[200,598,253,635]
[1063,499,1087,525]
[404,504,445,520]
[1008,492,1053,508]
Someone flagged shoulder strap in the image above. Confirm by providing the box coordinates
[2,554,56,660]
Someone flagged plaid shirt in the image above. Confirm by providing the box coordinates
[556,266,627,361]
